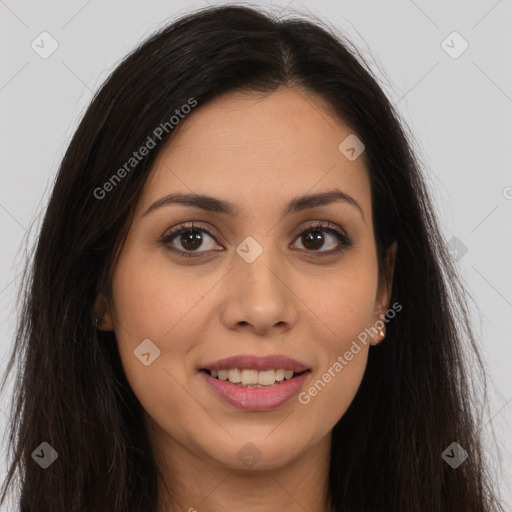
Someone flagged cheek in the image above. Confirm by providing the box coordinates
[295,256,378,420]
[108,254,202,404]
[301,256,378,349]
[297,287,372,430]
[321,283,375,336]
[107,259,212,453]
[110,250,208,342]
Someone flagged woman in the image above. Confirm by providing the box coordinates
[0,4,504,511]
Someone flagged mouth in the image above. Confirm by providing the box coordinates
[198,355,311,411]
[198,354,311,411]
[200,368,309,388]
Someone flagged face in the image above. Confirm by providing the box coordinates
[101,87,396,471]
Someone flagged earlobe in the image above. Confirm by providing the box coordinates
[97,310,114,331]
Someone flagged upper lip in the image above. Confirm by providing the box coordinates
[201,354,310,372]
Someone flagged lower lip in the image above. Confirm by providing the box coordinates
[200,371,310,411]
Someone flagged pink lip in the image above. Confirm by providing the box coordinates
[200,370,310,411]
[201,354,310,372]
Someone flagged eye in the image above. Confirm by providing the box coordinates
[159,222,221,258]
[291,221,353,256]
[159,220,353,258]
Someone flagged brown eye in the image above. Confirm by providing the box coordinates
[179,229,204,251]
[300,230,328,251]
[160,223,221,258]
[292,222,353,255]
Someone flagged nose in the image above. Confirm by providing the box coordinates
[220,250,298,335]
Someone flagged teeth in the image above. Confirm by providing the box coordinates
[258,369,275,385]
[208,368,300,386]
[241,369,259,385]
[228,369,242,383]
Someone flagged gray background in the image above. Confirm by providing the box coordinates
[0,0,511,509]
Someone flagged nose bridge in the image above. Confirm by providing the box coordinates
[223,234,297,331]
[235,234,285,302]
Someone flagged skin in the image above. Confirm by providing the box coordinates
[100,86,397,512]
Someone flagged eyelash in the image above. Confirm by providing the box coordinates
[158,220,354,259]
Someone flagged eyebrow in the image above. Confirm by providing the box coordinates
[142,188,365,222]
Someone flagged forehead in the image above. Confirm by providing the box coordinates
[139,87,371,220]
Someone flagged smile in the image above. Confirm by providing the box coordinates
[205,368,302,387]
[199,353,311,411]
[200,370,310,411]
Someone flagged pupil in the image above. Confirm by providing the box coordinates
[303,231,323,250]
[181,229,202,250]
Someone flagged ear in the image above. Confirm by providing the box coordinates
[370,241,397,346]
[94,293,114,331]
[98,310,114,331]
